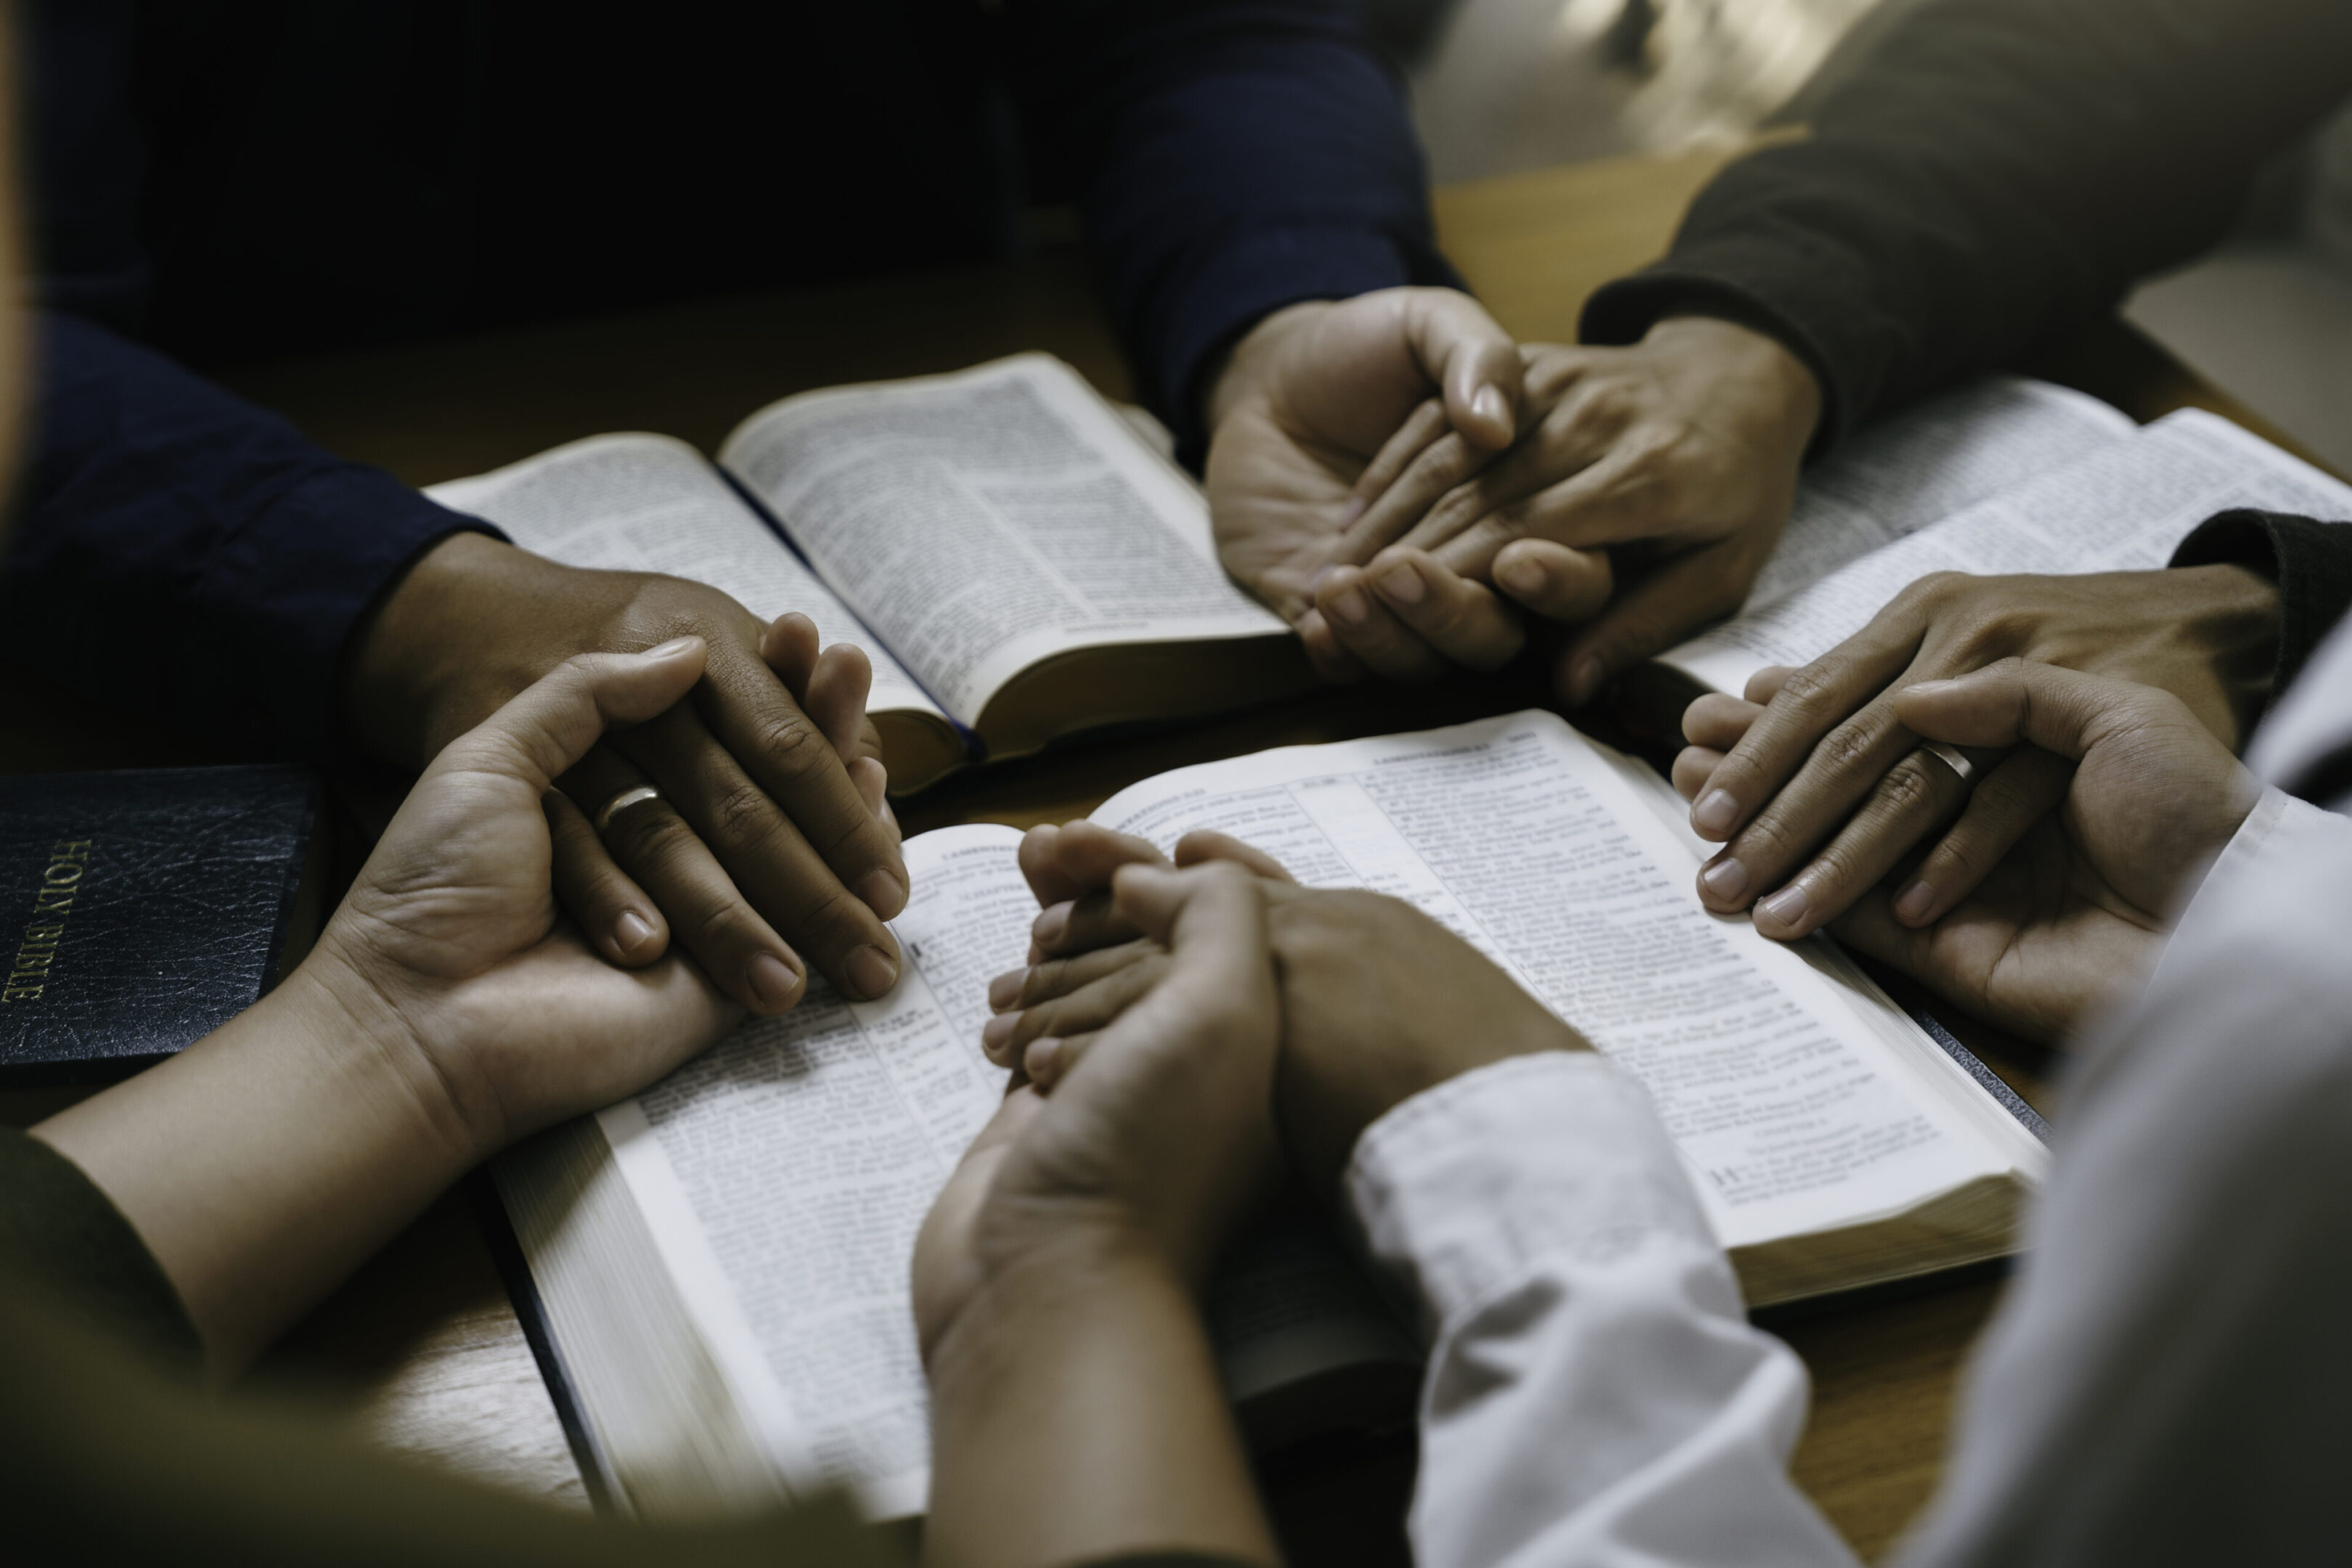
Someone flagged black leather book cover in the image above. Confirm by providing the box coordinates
[0,766,319,1083]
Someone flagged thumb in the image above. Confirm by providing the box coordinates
[1405,288,1522,451]
[438,637,708,793]
[1111,862,1273,1006]
[1891,659,2185,762]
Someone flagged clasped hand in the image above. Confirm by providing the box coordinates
[1209,304,1820,701]
[913,822,1588,1359]
[346,534,908,1017]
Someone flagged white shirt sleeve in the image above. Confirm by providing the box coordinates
[1895,787,2352,1568]
[1347,1052,1858,1568]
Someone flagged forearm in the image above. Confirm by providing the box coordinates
[1,312,494,758]
[924,1244,1276,1568]
[1584,0,2352,446]
[30,952,475,1380]
[1352,1055,1853,1567]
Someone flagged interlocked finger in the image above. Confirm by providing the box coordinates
[1029,888,1151,963]
[981,947,1169,1069]
[1361,548,1527,671]
[1314,563,1451,682]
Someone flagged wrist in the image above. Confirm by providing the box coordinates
[2176,563,2285,748]
[341,531,546,766]
[1653,311,1824,454]
[1203,299,1328,435]
[924,1235,1277,1568]
[924,1220,1177,1374]
[279,943,496,1167]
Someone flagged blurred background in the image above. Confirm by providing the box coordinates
[1382,0,2352,472]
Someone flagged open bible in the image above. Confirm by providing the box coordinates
[1646,377,2352,701]
[427,355,1311,792]
[493,709,2049,1524]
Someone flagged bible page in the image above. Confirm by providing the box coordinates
[429,434,944,723]
[589,823,1031,1518]
[1093,712,2043,1249]
[1751,377,2135,605]
[1665,409,2352,695]
[716,355,1286,725]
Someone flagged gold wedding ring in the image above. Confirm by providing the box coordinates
[594,785,663,835]
[1917,742,1978,788]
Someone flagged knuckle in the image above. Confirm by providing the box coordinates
[1911,570,1967,604]
[1813,717,1883,779]
[1020,958,1073,1006]
[1733,809,1804,865]
[707,777,784,845]
[752,713,834,782]
[1776,660,1852,716]
[685,900,761,957]
[1870,758,1942,819]
[612,809,700,867]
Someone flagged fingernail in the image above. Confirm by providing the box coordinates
[981,1011,1021,1051]
[1903,678,1959,697]
[1757,884,1809,931]
[1032,902,1070,949]
[1377,563,1424,605]
[1894,879,1936,924]
[845,944,899,999]
[1567,655,1606,707]
[1024,1037,1063,1082]
[1336,497,1366,527]
[1701,857,1748,901]
[1474,384,1508,430]
[1330,587,1371,626]
[852,756,889,816]
[613,910,656,957]
[747,951,804,1010]
[987,968,1025,1010]
[1498,556,1544,596]
[642,635,700,659]
[1692,788,1740,836]
[857,867,908,920]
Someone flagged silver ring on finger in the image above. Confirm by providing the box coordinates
[1916,742,1977,788]
[594,784,664,836]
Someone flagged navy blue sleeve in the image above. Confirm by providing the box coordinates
[0,314,499,761]
[1010,1,1461,465]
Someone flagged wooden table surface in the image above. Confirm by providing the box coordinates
[3,139,2278,1561]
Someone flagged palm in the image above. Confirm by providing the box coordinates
[1208,398,1381,623]
[325,756,732,1141]
[1856,814,2164,1042]
[1206,292,1515,624]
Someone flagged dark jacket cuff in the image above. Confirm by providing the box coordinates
[2170,508,2352,718]
[0,1128,200,1373]
[1153,224,1455,468]
[208,468,494,761]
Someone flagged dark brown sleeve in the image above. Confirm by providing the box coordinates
[0,1127,200,1373]
[1580,0,2352,452]
[2171,509,2352,721]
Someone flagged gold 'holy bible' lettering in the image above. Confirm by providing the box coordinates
[4,838,94,1003]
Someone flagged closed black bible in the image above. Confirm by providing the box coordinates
[0,767,319,1083]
